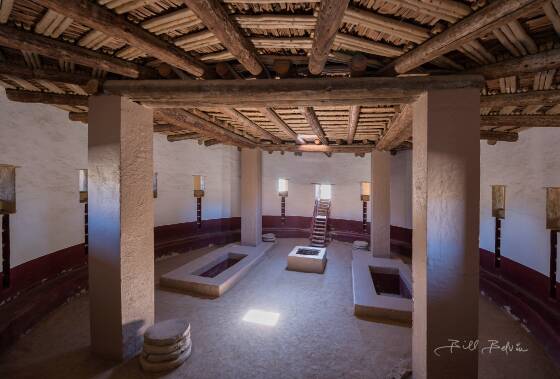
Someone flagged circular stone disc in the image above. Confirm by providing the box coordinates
[143,334,190,354]
[144,319,191,346]
[353,240,368,249]
[143,338,192,363]
[140,343,192,373]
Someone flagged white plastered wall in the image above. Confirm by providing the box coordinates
[0,92,240,267]
[480,128,560,280]
[262,151,412,225]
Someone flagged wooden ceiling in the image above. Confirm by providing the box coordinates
[0,0,559,153]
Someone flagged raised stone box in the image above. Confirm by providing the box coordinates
[352,251,412,324]
[287,246,327,273]
[161,242,275,297]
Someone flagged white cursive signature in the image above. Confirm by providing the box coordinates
[433,339,529,357]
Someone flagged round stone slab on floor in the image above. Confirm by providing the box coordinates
[140,343,192,372]
[352,240,368,250]
[143,335,190,355]
[143,339,192,363]
[144,319,191,346]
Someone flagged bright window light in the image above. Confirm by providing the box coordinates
[278,178,288,193]
[242,309,280,326]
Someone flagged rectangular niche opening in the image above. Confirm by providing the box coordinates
[193,252,247,278]
[370,267,412,299]
[0,165,16,214]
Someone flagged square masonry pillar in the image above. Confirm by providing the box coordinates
[371,150,391,257]
[412,89,480,379]
[241,148,262,246]
[88,95,155,360]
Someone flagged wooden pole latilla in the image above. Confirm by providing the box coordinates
[0,62,92,86]
[260,143,374,153]
[154,108,257,148]
[376,105,412,151]
[0,24,142,78]
[37,0,207,77]
[346,105,361,144]
[309,0,350,75]
[466,48,560,80]
[5,89,89,106]
[221,108,283,144]
[481,115,560,128]
[102,75,484,108]
[257,107,302,143]
[183,0,263,75]
[299,106,329,145]
[380,0,545,75]
[481,89,560,107]
[480,130,519,142]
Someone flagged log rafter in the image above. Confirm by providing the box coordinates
[183,0,263,76]
[38,0,206,77]
[299,106,329,145]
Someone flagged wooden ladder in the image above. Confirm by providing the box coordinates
[310,199,331,247]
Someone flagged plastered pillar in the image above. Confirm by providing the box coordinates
[412,89,480,379]
[241,148,262,246]
[88,95,154,360]
[371,150,391,257]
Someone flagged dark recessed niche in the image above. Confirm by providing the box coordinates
[0,165,16,214]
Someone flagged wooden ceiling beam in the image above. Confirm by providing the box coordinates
[103,75,484,108]
[481,114,560,127]
[299,106,329,145]
[167,132,201,142]
[480,130,519,142]
[346,105,361,144]
[375,105,412,151]
[257,107,302,143]
[37,0,206,77]
[481,89,560,107]
[220,108,283,144]
[0,62,93,87]
[154,108,257,148]
[0,24,142,78]
[183,0,263,75]
[465,48,560,80]
[5,89,88,106]
[308,0,350,75]
[380,0,545,75]
[260,143,373,154]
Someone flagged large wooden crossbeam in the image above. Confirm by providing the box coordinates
[0,24,142,78]
[154,108,256,148]
[481,115,560,127]
[346,105,360,144]
[183,0,263,75]
[221,108,282,143]
[380,0,545,75]
[299,106,328,145]
[466,48,560,80]
[257,107,301,143]
[375,105,412,151]
[260,144,373,153]
[5,89,88,106]
[37,0,206,77]
[308,0,350,75]
[102,75,484,108]
[481,89,560,107]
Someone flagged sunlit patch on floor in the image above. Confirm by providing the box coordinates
[242,309,280,327]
